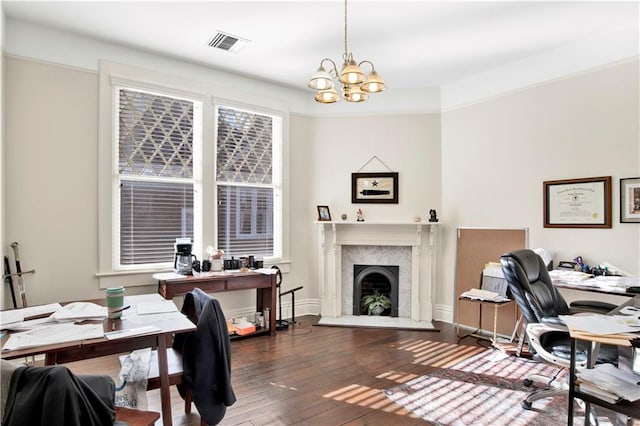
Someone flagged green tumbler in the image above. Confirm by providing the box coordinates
[106,286,125,319]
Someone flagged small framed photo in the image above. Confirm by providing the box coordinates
[352,172,398,204]
[620,177,640,223]
[317,205,332,221]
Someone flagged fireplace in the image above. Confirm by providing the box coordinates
[316,221,439,323]
[353,265,399,316]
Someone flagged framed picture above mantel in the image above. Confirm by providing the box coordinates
[352,172,398,204]
[543,176,612,228]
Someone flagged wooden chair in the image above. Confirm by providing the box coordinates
[143,348,205,426]
[115,406,160,426]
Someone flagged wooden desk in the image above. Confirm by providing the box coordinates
[1,294,195,426]
[154,271,277,334]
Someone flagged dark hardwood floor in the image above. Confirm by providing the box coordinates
[64,316,489,425]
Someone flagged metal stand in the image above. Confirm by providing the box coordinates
[271,265,303,330]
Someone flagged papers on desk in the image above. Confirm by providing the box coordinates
[560,314,640,335]
[2,323,104,351]
[551,270,640,293]
[549,269,593,283]
[460,288,510,302]
[255,268,278,275]
[136,300,179,315]
[50,302,107,321]
[0,303,62,329]
[578,363,640,402]
[104,325,161,340]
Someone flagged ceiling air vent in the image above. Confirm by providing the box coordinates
[208,31,250,53]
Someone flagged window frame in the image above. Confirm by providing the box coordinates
[113,86,203,271]
[97,62,289,285]
[213,102,283,261]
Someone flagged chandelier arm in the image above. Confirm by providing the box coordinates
[358,60,376,72]
[320,58,339,76]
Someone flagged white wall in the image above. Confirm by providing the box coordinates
[291,113,442,306]
[439,59,640,320]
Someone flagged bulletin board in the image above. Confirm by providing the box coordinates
[455,227,528,336]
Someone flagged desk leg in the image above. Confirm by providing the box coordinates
[568,338,576,424]
[492,304,498,344]
[157,337,172,426]
[456,298,460,338]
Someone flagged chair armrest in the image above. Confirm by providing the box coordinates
[525,322,587,369]
[569,300,617,314]
[540,316,566,326]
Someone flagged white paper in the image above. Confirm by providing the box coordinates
[560,314,640,335]
[4,317,56,331]
[460,288,510,302]
[0,310,24,328]
[2,323,104,351]
[578,363,640,402]
[51,302,107,320]
[136,300,179,315]
[1,303,63,329]
[255,268,278,275]
[21,303,63,318]
[124,311,185,326]
[104,325,161,340]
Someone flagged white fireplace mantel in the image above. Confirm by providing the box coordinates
[315,221,439,322]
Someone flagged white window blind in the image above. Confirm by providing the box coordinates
[117,88,196,267]
[216,106,277,258]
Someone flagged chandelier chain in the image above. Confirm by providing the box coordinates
[344,0,348,59]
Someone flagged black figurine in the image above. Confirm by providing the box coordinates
[428,209,439,223]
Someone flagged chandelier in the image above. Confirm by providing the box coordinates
[307,0,386,104]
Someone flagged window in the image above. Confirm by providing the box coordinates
[216,105,281,258]
[99,62,286,276]
[116,88,201,269]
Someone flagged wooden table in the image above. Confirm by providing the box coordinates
[154,270,277,334]
[1,293,195,426]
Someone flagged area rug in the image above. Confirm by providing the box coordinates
[315,315,437,330]
[384,350,572,426]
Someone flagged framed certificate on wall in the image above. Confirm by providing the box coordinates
[543,176,612,228]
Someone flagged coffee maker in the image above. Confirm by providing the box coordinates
[174,238,195,275]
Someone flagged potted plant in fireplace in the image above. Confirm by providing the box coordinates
[361,290,392,316]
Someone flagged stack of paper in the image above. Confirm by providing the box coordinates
[50,302,107,321]
[460,288,509,302]
[0,303,62,329]
[549,270,593,283]
[578,363,640,402]
[3,323,104,351]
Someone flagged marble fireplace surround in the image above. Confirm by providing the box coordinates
[316,221,438,323]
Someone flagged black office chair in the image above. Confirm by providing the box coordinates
[500,249,618,410]
[271,265,303,330]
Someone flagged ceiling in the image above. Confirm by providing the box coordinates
[3,1,639,95]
